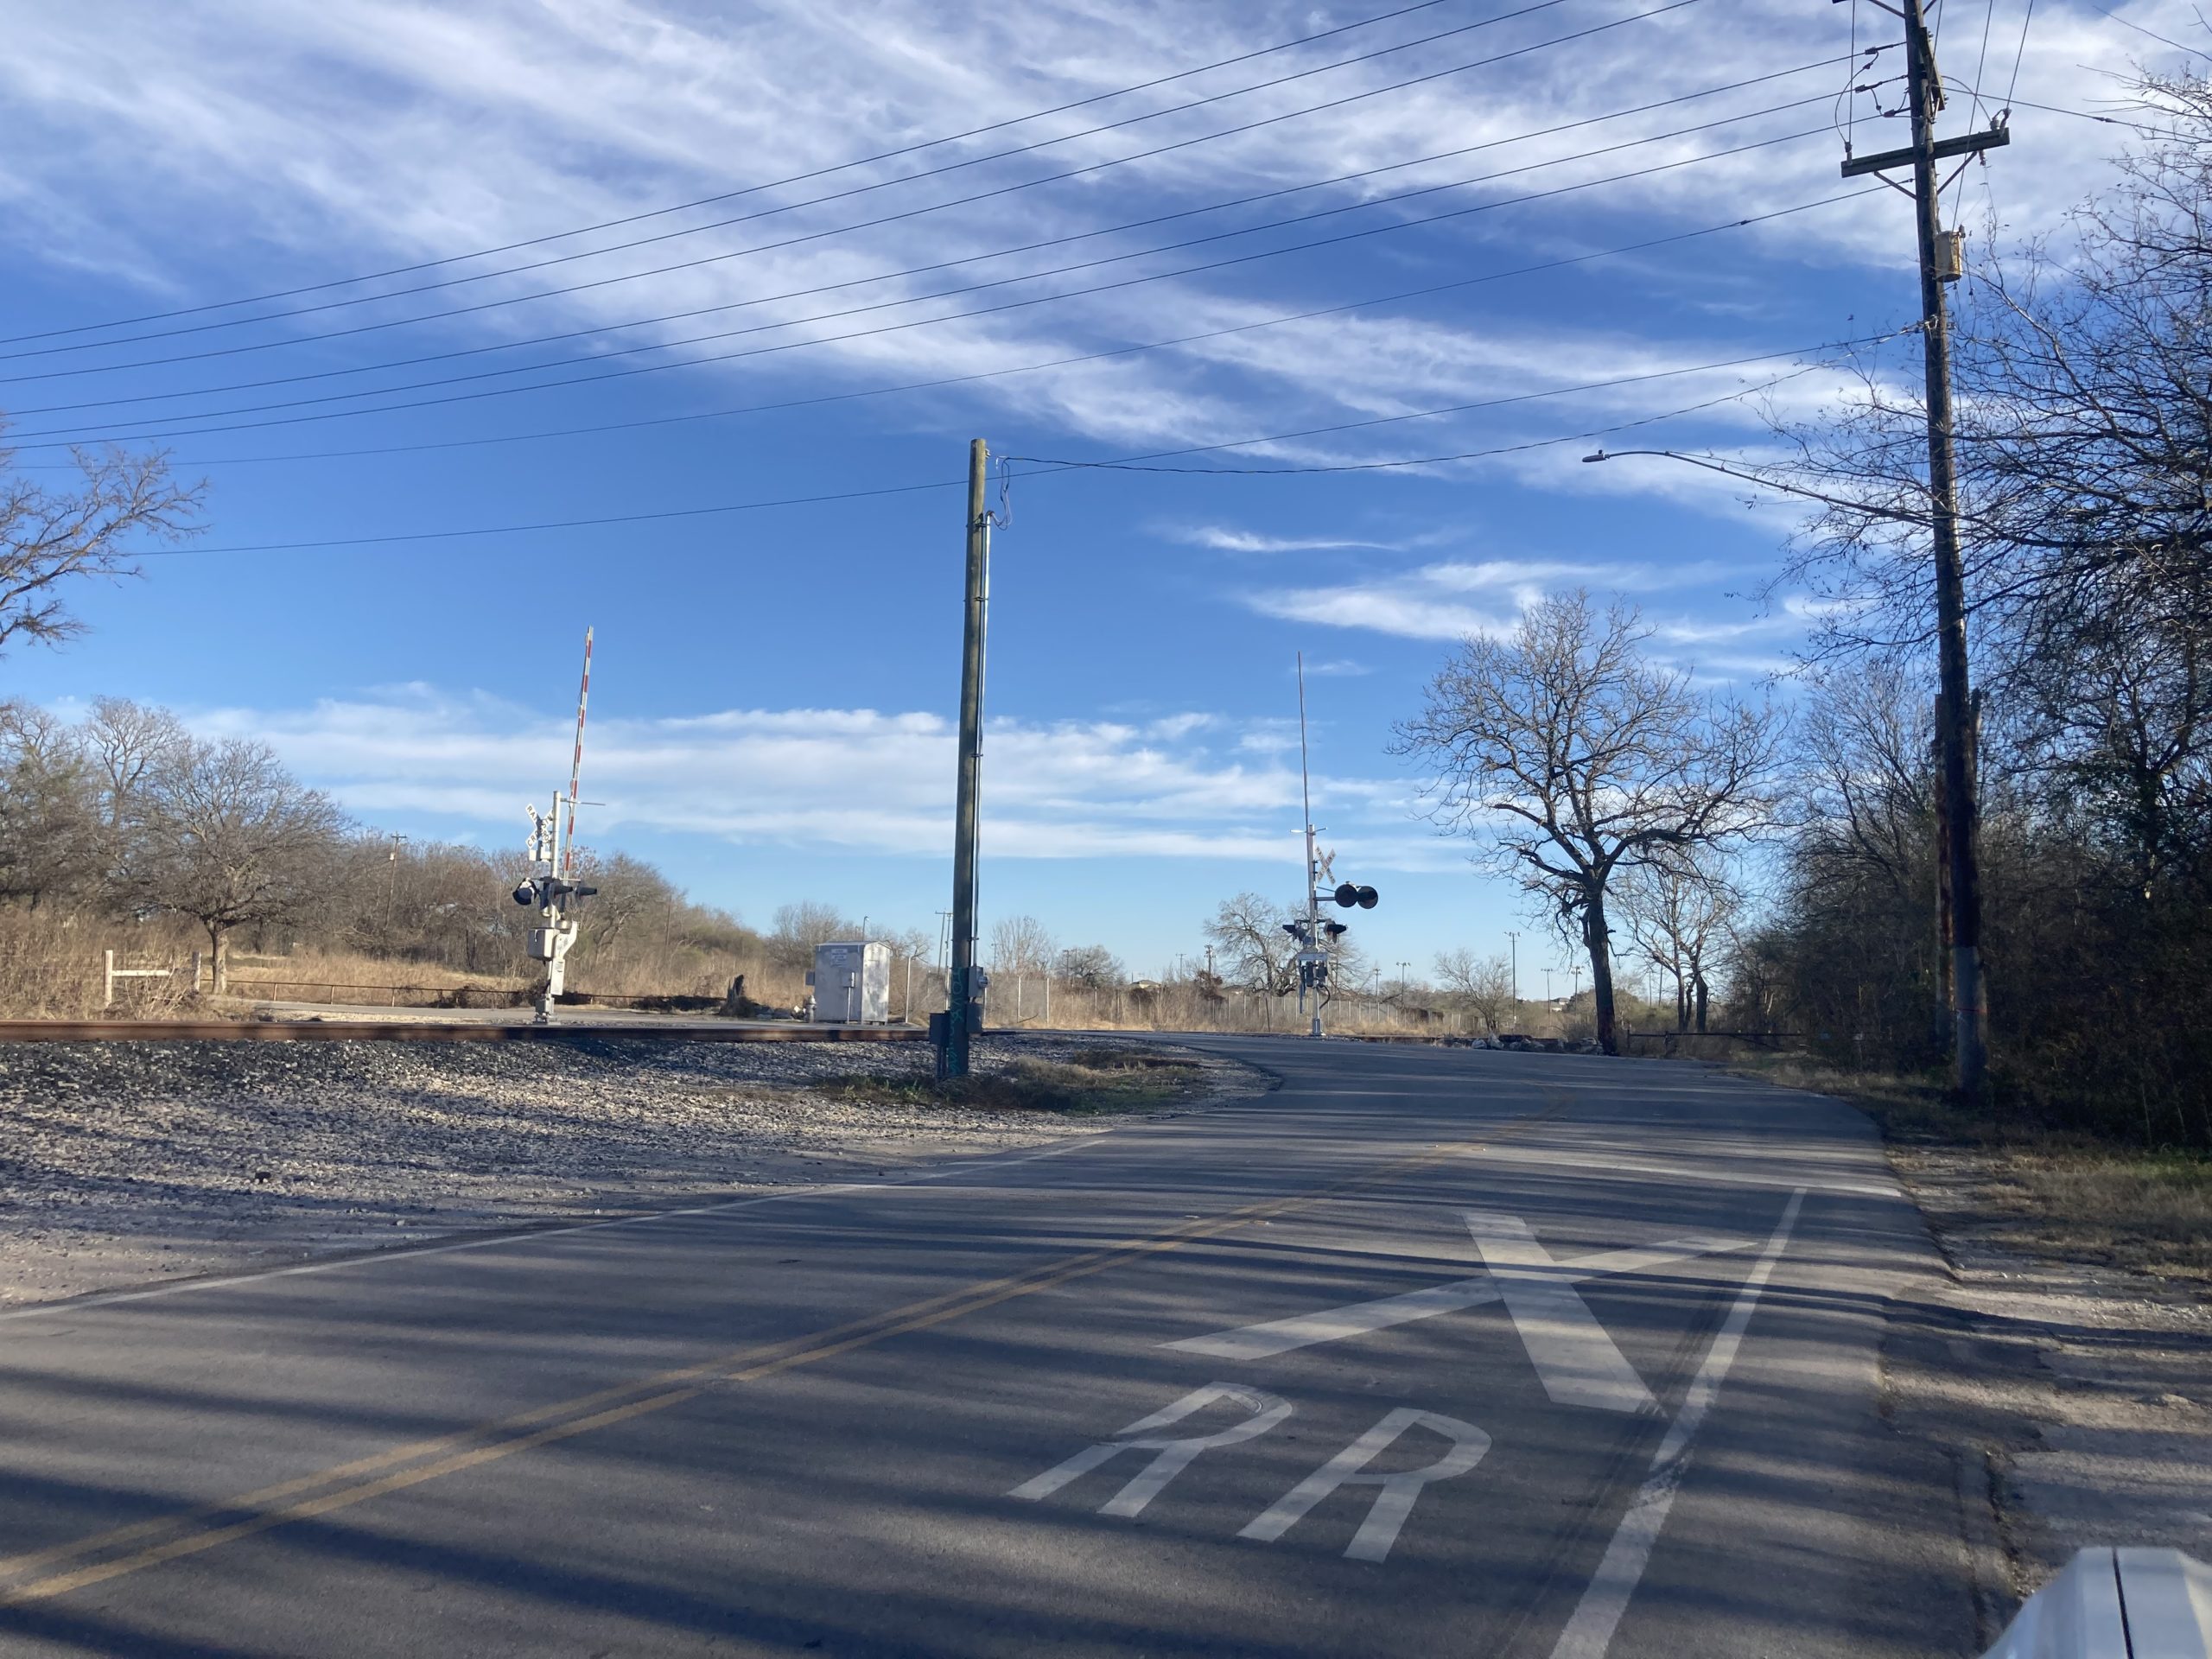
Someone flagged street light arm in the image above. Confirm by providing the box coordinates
[1582,448,1934,526]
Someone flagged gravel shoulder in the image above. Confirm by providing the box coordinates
[0,1032,1263,1309]
[1699,1052,2211,1639]
[1877,1142,2212,1610]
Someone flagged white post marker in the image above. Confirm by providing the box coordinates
[1008,1383,1291,1519]
[1240,1408,1491,1563]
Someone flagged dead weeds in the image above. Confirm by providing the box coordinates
[1726,1052,2212,1283]
[823,1053,1206,1116]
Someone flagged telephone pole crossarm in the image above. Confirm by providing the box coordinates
[1841,124,2008,177]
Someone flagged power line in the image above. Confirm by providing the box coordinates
[11,87,1843,423]
[3,54,1848,394]
[137,477,972,556]
[1005,332,1898,469]
[0,0,1478,346]
[21,192,1872,470]
[2006,0,2037,109]
[140,340,1873,556]
[1002,366,1831,475]
[2,0,1640,365]
[11,123,1840,448]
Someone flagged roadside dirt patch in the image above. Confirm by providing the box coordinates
[1719,1055,2212,1623]
[0,1032,1262,1308]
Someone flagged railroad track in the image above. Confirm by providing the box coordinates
[0,1020,927,1045]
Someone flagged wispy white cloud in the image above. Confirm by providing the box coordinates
[1161,524,1407,554]
[168,683,1458,868]
[1245,550,1733,639]
[0,0,2177,471]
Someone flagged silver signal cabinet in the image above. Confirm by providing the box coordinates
[811,940,891,1023]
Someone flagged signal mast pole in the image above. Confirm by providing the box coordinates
[563,626,593,879]
[518,628,600,1024]
[1840,0,2007,1100]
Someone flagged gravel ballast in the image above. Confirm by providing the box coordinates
[0,1033,1258,1307]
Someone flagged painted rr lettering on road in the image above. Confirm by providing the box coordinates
[1007,1382,1290,1517]
[1240,1407,1491,1562]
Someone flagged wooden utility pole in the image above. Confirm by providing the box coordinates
[940,439,991,1079]
[1841,0,2007,1100]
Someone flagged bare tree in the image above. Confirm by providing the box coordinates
[1616,856,1739,1033]
[1395,591,1781,1053]
[1433,946,1516,1036]
[768,900,855,968]
[0,441,204,654]
[988,913,1056,974]
[118,738,347,987]
[82,697,188,836]
[0,702,99,910]
[1052,943,1125,991]
[1204,891,1301,997]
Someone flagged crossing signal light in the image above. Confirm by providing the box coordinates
[1332,882,1380,910]
[1323,919,1348,938]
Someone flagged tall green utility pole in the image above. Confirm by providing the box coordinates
[940,438,991,1080]
[1841,0,2007,1101]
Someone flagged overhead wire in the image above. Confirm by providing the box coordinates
[10,122,1849,448]
[0,52,1853,393]
[1007,375,1811,475]
[1972,0,2000,124]
[0,0,1480,345]
[1000,330,1899,472]
[1,0,1658,365]
[141,338,1880,555]
[2006,0,2037,111]
[19,191,1876,471]
[9,88,1851,424]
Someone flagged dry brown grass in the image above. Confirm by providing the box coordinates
[1985,1154,2212,1279]
[1725,1051,2212,1281]
[823,1052,1211,1116]
[0,912,200,1018]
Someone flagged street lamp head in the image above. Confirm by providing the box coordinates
[1581,451,1608,463]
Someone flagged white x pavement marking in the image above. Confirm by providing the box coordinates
[1168,1212,1751,1413]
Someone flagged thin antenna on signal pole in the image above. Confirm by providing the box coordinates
[563,627,594,877]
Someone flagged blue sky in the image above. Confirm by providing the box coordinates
[0,0,2191,985]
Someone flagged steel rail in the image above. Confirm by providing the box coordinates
[0,1020,926,1045]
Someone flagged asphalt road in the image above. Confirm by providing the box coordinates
[0,1038,1981,1657]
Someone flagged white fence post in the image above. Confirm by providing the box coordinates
[103,949,115,1007]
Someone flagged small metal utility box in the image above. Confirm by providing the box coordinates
[811,940,891,1024]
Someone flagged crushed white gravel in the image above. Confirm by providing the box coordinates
[0,1033,1259,1308]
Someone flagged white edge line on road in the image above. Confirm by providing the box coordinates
[1546,1185,1809,1659]
[1473,1143,1895,1199]
[0,1135,1105,1324]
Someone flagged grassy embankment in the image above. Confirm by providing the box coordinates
[1726,1052,2212,1281]
[822,1047,1216,1116]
